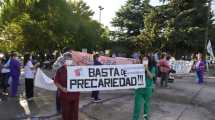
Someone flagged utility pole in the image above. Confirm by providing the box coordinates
[98,5,104,23]
[205,0,211,58]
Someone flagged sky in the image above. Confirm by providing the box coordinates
[83,0,215,30]
[82,0,163,30]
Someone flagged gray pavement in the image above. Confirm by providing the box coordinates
[0,72,215,120]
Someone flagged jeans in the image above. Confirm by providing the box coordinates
[160,72,169,87]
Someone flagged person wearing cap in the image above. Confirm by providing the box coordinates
[54,52,80,120]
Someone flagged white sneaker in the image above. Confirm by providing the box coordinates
[93,99,103,103]
[2,92,8,96]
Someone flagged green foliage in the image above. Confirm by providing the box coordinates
[162,0,209,55]
[111,0,152,53]
[0,0,110,53]
[112,0,151,36]
[112,0,215,56]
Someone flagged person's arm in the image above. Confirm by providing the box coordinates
[52,56,64,70]
[54,69,67,93]
[2,59,10,68]
[54,82,67,93]
[19,61,21,74]
[145,65,154,80]
[27,61,39,70]
[31,63,40,70]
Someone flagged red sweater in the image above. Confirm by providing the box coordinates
[54,66,80,101]
[158,59,170,73]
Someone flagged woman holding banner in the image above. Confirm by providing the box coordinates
[132,55,157,120]
[54,52,80,120]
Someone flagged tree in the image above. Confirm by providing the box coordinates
[112,0,151,36]
[111,0,152,54]
[163,0,209,55]
[0,0,110,54]
[136,0,213,57]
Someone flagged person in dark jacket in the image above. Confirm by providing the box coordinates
[91,54,102,102]
[1,53,10,95]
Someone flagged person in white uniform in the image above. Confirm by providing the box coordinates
[1,53,10,95]
[24,53,39,101]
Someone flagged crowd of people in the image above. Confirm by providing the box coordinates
[0,49,206,120]
[0,52,21,98]
[0,51,40,101]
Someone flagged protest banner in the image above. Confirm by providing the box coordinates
[72,51,94,65]
[35,68,57,91]
[170,60,194,74]
[115,57,139,64]
[67,64,145,92]
[98,56,116,65]
[71,50,139,66]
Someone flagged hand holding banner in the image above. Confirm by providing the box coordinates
[35,68,57,91]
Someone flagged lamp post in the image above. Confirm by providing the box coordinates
[98,5,104,23]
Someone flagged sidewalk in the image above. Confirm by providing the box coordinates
[0,72,215,120]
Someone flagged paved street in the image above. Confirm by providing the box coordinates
[0,72,215,120]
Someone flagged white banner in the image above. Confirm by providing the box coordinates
[207,40,215,59]
[35,68,57,91]
[67,64,145,92]
[170,60,194,74]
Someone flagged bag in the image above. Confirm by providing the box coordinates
[169,69,176,73]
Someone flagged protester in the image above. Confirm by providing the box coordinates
[132,54,156,120]
[166,54,176,83]
[195,53,205,84]
[24,53,39,101]
[9,52,21,97]
[158,53,170,88]
[1,53,11,95]
[52,47,73,113]
[54,52,80,120]
[91,54,103,102]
